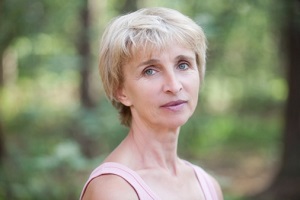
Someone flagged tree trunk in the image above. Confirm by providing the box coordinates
[252,1,300,199]
[117,0,138,14]
[78,0,95,109]
[0,50,9,197]
[274,0,300,198]
[0,55,4,87]
[0,118,5,164]
[0,48,7,164]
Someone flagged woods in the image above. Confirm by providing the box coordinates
[0,0,299,199]
[253,1,300,200]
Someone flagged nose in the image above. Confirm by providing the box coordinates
[163,70,183,94]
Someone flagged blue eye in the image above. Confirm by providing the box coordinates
[144,68,156,76]
[178,63,189,70]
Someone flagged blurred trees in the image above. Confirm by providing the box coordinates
[253,0,300,199]
[78,0,95,109]
[116,0,138,13]
[0,0,46,163]
[0,0,295,199]
[0,0,58,171]
[0,0,85,199]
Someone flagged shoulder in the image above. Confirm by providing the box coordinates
[82,174,139,200]
[206,173,224,200]
[189,162,223,200]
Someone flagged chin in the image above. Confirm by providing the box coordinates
[159,116,190,129]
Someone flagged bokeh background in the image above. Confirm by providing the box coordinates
[1,0,299,199]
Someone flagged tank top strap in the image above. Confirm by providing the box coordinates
[186,162,219,200]
[80,162,159,200]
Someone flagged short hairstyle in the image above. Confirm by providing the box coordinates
[99,7,207,127]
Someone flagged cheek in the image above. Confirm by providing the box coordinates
[187,75,200,94]
[189,78,200,109]
[127,81,156,105]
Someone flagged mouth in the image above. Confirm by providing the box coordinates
[161,100,187,110]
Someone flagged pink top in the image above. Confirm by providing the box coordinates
[80,161,219,200]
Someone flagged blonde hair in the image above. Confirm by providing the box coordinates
[99,7,207,126]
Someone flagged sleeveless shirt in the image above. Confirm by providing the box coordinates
[80,161,219,200]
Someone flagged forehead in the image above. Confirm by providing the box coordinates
[127,43,195,65]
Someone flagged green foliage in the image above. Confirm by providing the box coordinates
[0,0,285,199]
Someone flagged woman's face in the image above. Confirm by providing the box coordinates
[118,44,200,130]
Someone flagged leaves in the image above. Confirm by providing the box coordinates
[0,0,285,199]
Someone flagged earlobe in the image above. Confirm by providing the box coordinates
[116,88,132,106]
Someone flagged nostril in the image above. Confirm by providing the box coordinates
[164,79,183,94]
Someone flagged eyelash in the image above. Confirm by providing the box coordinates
[144,68,156,76]
[142,61,191,76]
[177,62,190,70]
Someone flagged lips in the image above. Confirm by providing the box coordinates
[161,100,187,108]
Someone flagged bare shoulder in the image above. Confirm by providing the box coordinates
[82,174,139,200]
[207,173,224,200]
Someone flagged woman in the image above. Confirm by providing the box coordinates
[80,7,223,200]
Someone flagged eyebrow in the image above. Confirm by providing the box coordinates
[137,54,196,68]
[137,59,160,68]
[174,55,195,62]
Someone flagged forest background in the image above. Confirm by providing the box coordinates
[0,0,299,199]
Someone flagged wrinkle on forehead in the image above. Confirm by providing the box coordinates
[127,40,192,64]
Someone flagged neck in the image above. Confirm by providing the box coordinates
[125,120,181,173]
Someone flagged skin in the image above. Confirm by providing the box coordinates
[83,44,223,200]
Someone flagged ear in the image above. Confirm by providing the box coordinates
[116,87,132,107]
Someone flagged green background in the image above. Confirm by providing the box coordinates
[0,0,286,199]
